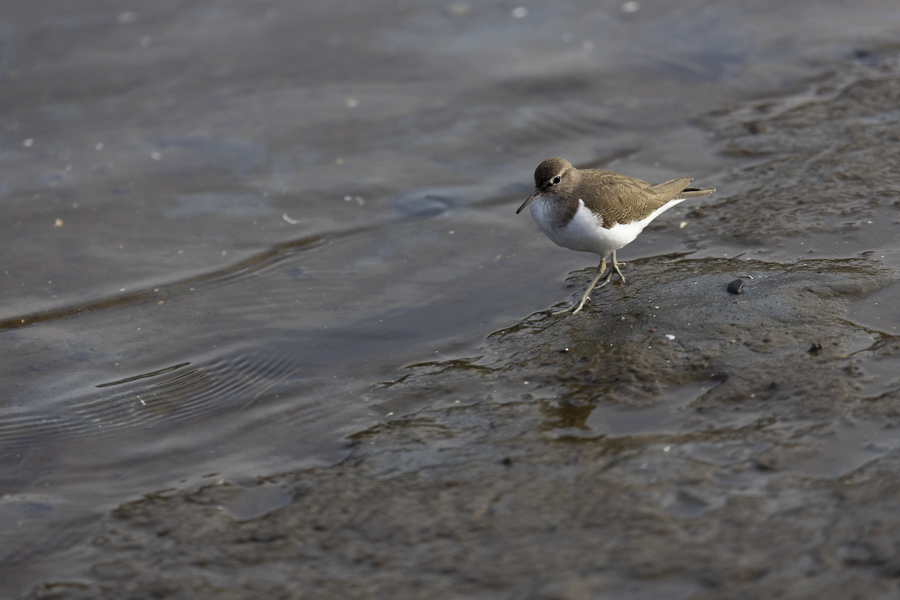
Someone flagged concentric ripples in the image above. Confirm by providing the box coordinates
[0,348,306,492]
[82,352,300,431]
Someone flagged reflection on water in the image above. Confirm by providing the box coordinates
[575,379,721,437]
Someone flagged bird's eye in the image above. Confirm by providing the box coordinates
[552,176,561,185]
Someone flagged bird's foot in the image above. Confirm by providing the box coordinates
[596,271,614,289]
[609,251,626,283]
[553,295,593,315]
[552,302,578,315]
[553,266,618,315]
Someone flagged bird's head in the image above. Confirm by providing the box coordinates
[516,157,577,214]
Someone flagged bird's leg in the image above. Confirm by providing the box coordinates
[554,257,610,315]
[611,250,626,282]
[572,258,614,314]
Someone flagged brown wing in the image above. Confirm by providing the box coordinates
[580,171,692,227]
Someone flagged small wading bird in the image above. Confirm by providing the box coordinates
[518,157,715,314]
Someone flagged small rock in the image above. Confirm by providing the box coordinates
[727,279,744,294]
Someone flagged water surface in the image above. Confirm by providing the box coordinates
[3,0,900,596]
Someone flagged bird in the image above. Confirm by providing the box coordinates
[517,157,715,314]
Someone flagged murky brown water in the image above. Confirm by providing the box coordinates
[3,1,900,597]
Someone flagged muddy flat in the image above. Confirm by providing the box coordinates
[3,2,900,598]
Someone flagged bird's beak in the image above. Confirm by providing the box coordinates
[516,188,542,214]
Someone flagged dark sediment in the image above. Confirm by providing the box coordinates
[20,55,900,599]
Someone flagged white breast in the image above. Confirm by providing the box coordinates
[529,196,685,257]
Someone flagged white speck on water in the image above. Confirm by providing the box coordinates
[665,334,675,340]
[663,446,671,452]
[511,6,528,18]
[22,138,34,147]
[151,151,162,160]
[622,1,640,13]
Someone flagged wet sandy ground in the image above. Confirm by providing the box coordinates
[16,51,900,599]
[4,1,900,598]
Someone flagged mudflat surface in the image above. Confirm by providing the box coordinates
[4,2,900,599]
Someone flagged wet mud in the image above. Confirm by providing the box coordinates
[17,52,900,599]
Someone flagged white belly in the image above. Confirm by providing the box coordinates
[530,197,684,257]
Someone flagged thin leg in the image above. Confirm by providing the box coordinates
[553,257,613,315]
[611,250,626,282]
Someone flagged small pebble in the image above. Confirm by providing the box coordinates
[727,279,744,294]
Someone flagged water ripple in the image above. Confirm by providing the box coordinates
[0,349,304,454]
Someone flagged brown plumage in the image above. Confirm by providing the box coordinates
[523,157,713,228]
[517,157,715,314]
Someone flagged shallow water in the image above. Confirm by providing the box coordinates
[3,0,900,596]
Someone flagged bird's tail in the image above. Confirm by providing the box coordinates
[676,187,716,199]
